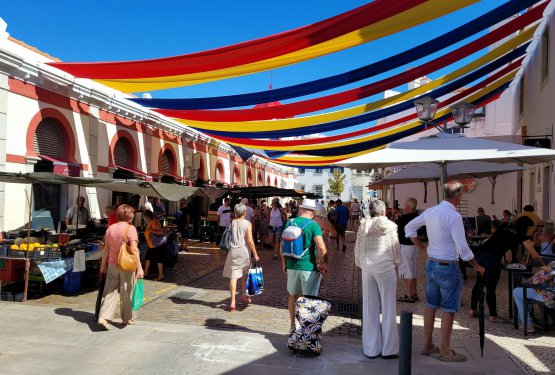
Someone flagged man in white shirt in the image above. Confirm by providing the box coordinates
[217,198,232,244]
[66,196,90,230]
[405,182,484,363]
[241,198,254,222]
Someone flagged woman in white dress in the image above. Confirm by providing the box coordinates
[222,203,260,311]
[354,199,401,359]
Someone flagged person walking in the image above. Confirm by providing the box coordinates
[222,203,260,311]
[314,202,337,243]
[98,204,144,330]
[177,198,190,252]
[334,199,350,252]
[281,199,329,329]
[350,199,361,230]
[269,198,287,260]
[143,209,166,281]
[354,199,401,359]
[217,198,232,244]
[396,197,420,303]
[476,207,492,235]
[405,182,485,362]
[258,201,270,249]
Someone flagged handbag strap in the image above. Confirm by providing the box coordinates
[123,224,131,244]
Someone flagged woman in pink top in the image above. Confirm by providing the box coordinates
[98,204,144,330]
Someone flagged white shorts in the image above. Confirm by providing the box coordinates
[399,244,418,279]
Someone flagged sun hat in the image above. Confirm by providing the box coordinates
[299,198,318,211]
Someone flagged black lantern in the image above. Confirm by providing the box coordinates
[450,101,476,128]
[414,96,439,122]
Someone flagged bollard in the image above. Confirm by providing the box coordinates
[398,310,413,375]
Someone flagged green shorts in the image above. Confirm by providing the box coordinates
[287,269,320,296]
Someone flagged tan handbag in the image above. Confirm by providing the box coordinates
[117,224,137,271]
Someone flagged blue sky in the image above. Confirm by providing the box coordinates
[1,1,503,135]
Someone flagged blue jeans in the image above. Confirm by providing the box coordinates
[513,287,544,324]
[424,259,463,313]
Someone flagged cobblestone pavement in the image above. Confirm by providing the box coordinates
[20,231,555,374]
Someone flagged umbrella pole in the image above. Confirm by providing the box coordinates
[439,162,447,200]
[435,180,440,204]
[23,183,34,302]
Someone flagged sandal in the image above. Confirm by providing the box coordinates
[98,320,110,331]
[438,349,467,362]
[397,295,416,303]
[122,320,136,326]
[240,295,251,305]
[228,305,236,312]
[421,345,440,356]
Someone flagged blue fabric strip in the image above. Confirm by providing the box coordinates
[129,0,538,110]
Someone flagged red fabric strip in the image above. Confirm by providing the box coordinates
[159,4,544,121]
[47,0,426,79]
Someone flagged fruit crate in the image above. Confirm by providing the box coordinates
[0,245,7,257]
[8,249,27,258]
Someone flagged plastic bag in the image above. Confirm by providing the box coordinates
[245,263,263,296]
[131,278,144,311]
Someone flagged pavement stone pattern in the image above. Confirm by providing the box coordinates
[6,229,555,374]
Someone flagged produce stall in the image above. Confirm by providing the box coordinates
[0,171,199,301]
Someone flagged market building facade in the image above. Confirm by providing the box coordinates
[0,18,295,233]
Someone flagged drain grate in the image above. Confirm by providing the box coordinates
[170,291,198,300]
[334,302,360,316]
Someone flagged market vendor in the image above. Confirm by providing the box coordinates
[66,196,90,228]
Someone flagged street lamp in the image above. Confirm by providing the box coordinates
[414,96,439,126]
[450,101,476,131]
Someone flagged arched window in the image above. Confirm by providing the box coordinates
[114,138,134,168]
[215,160,225,182]
[257,172,263,187]
[233,166,241,184]
[266,175,271,186]
[247,169,253,187]
[159,148,176,175]
[274,177,278,187]
[34,119,63,159]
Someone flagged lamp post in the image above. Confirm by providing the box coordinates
[414,96,439,129]
[450,101,476,133]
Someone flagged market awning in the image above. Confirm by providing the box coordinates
[0,172,198,201]
[38,154,80,177]
[226,186,320,199]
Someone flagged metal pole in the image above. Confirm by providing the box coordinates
[439,162,447,200]
[398,310,413,375]
[23,184,34,302]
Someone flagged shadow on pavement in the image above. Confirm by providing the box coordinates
[54,307,102,332]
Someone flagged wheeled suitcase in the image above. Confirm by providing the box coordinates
[287,295,333,355]
[200,225,215,243]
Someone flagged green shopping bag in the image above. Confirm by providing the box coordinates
[131,278,144,311]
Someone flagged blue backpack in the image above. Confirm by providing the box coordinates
[281,219,312,259]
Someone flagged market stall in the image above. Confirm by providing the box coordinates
[0,171,199,301]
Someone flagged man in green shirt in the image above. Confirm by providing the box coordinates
[281,199,329,329]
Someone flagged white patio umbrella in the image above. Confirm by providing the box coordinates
[337,133,555,196]
[369,161,526,185]
[368,161,527,204]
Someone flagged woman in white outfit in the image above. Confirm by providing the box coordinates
[354,199,401,359]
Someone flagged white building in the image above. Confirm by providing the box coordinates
[0,18,295,232]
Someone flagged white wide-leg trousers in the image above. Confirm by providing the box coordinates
[361,267,399,357]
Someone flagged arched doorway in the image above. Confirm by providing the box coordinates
[266,175,271,186]
[274,177,278,187]
[159,146,177,183]
[257,171,263,187]
[111,134,139,205]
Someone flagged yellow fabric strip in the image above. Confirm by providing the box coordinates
[172,26,535,132]
[95,0,478,92]
[268,71,517,164]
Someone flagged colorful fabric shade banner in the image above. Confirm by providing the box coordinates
[155,7,542,121]
[50,1,478,91]
[129,0,543,109]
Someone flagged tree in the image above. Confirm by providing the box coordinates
[328,169,346,198]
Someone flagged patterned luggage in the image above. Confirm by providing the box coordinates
[287,295,333,355]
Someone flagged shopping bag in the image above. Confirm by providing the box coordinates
[245,264,263,296]
[254,262,264,292]
[73,250,86,272]
[131,278,144,311]
[117,225,137,272]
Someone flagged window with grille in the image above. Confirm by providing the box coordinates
[114,139,131,167]
[298,168,305,174]
[160,150,173,174]
[34,119,63,158]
